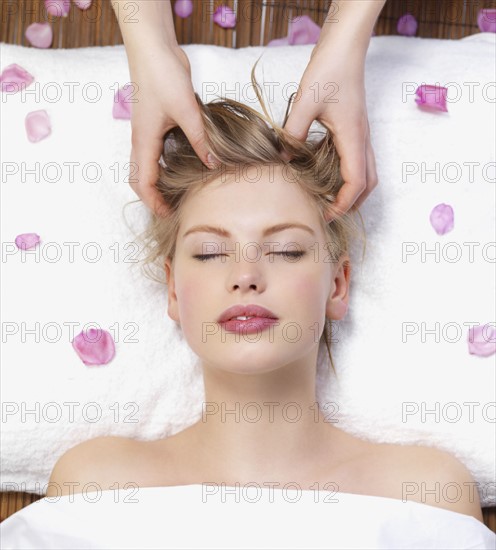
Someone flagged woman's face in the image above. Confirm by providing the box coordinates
[165,165,350,375]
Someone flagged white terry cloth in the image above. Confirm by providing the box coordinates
[0,33,495,502]
[0,484,495,550]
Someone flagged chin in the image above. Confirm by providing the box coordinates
[201,345,306,374]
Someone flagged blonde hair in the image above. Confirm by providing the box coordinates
[125,57,366,375]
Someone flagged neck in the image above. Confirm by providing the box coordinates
[188,351,342,485]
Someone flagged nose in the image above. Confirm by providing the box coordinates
[232,279,259,291]
[227,257,266,293]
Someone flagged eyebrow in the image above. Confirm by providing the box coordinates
[182,222,315,239]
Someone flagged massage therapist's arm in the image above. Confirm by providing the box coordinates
[284,0,387,222]
[111,0,216,217]
[112,0,386,221]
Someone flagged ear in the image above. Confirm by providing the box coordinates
[325,254,351,321]
[164,257,180,324]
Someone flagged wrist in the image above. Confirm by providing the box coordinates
[125,41,181,80]
[316,0,386,54]
[113,0,178,50]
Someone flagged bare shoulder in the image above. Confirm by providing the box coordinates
[368,443,484,523]
[46,436,147,497]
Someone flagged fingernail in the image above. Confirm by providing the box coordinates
[207,153,218,169]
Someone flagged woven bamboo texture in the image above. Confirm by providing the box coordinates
[1,0,495,48]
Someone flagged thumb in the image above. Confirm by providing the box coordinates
[130,138,170,217]
[283,112,312,142]
[281,96,316,160]
[177,107,218,170]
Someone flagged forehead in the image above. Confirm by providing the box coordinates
[180,165,320,230]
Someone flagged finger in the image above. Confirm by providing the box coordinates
[281,92,318,160]
[353,134,379,210]
[177,103,218,169]
[130,141,170,217]
[324,124,367,222]
[283,107,313,142]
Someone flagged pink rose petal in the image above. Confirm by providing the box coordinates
[415,84,448,112]
[429,203,454,235]
[213,5,236,28]
[15,233,41,250]
[267,36,290,47]
[72,328,116,366]
[477,8,496,33]
[288,15,321,45]
[25,22,53,48]
[25,110,52,142]
[73,0,92,9]
[468,324,496,357]
[45,0,71,17]
[174,0,193,18]
[0,63,35,93]
[397,13,418,36]
[112,84,134,120]
[267,15,321,46]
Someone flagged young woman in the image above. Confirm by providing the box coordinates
[45,69,485,531]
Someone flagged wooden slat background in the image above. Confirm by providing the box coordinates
[0,491,44,523]
[1,0,495,48]
[1,0,495,532]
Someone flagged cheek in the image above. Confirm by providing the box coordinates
[173,263,221,336]
[176,278,197,321]
[173,268,202,323]
[290,270,325,312]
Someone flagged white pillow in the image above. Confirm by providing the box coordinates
[0,34,495,505]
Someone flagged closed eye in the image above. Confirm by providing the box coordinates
[193,251,305,263]
[192,254,223,263]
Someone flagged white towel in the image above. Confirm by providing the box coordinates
[0,33,495,504]
[1,485,495,549]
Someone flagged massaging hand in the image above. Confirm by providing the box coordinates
[283,43,378,223]
[113,0,384,219]
[282,0,387,222]
[127,44,214,217]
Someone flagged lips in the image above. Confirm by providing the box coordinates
[217,304,279,323]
